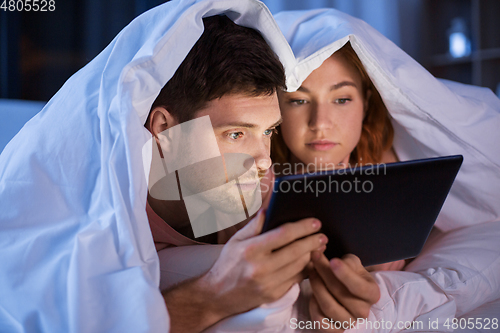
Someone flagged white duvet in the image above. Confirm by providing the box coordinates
[1,1,499,333]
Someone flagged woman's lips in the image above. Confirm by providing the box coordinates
[306,140,337,151]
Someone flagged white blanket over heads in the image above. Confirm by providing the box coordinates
[275,8,500,232]
[2,2,500,331]
[274,8,500,331]
[0,1,296,332]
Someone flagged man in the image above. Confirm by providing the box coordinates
[143,15,329,332]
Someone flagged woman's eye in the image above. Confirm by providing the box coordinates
[335,98,351,105]
[290,99,307,105]
[228,132,244,140]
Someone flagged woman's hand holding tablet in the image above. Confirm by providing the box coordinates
[309,253,380,331]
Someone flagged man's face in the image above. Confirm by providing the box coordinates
[150,92,280,211]
[197,93,281,175]
[182,93,281,213]
[147,92,281,237]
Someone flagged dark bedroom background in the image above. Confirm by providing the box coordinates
[1,0,499,102]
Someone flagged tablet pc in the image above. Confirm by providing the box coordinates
[262,155,463,266]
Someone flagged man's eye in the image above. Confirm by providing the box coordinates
[290,99,306,105]
[228,132,244,140]
[264,128,277,137]
[335,98,351,105]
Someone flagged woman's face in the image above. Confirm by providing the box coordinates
[278,53,367,170]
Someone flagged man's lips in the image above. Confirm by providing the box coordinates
[306,140,337,151]
[234,175,260,192]
[236,181,258,192]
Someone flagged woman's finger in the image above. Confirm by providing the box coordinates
[309,269,352,322]
[330,257,380,304]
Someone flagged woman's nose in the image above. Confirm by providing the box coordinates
[309,103,333,132]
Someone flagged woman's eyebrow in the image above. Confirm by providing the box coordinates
[330,81,357,90]
[296,81,357,93]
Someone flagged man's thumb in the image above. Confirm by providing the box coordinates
[231,209,266,241]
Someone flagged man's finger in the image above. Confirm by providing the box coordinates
[265,251,312,286]
[266,234,327,271]
[255,218,323,252]
[230,209,266,241]
[267,276,304,303]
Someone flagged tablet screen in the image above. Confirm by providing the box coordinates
[262,155,463,266]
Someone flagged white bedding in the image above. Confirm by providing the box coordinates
[1,1,499,332]
[0,99,45,153]
[157,222,500,332]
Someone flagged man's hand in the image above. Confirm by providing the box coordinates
[308,253,380,332]
[163,210,327,333]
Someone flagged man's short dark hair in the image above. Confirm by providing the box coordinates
[148,14,286,124]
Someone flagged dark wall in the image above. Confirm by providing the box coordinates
[0,0,167,101]
[2,0,499,101]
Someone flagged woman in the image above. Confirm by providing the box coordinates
[272,41,406,330]
[272,7,500,332]
[273,42,397,172]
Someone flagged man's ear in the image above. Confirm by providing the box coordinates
[147,107,178,141]
[364,89,372,117]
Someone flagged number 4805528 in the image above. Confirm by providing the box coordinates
[1,0,56,11]
[444,317,498,330]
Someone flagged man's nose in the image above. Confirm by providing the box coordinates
[249,141,272,172]
[309,102,333,131]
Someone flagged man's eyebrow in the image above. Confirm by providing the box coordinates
[270,118,283,128]
[215,122,257,129]
[215,118,282,130]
